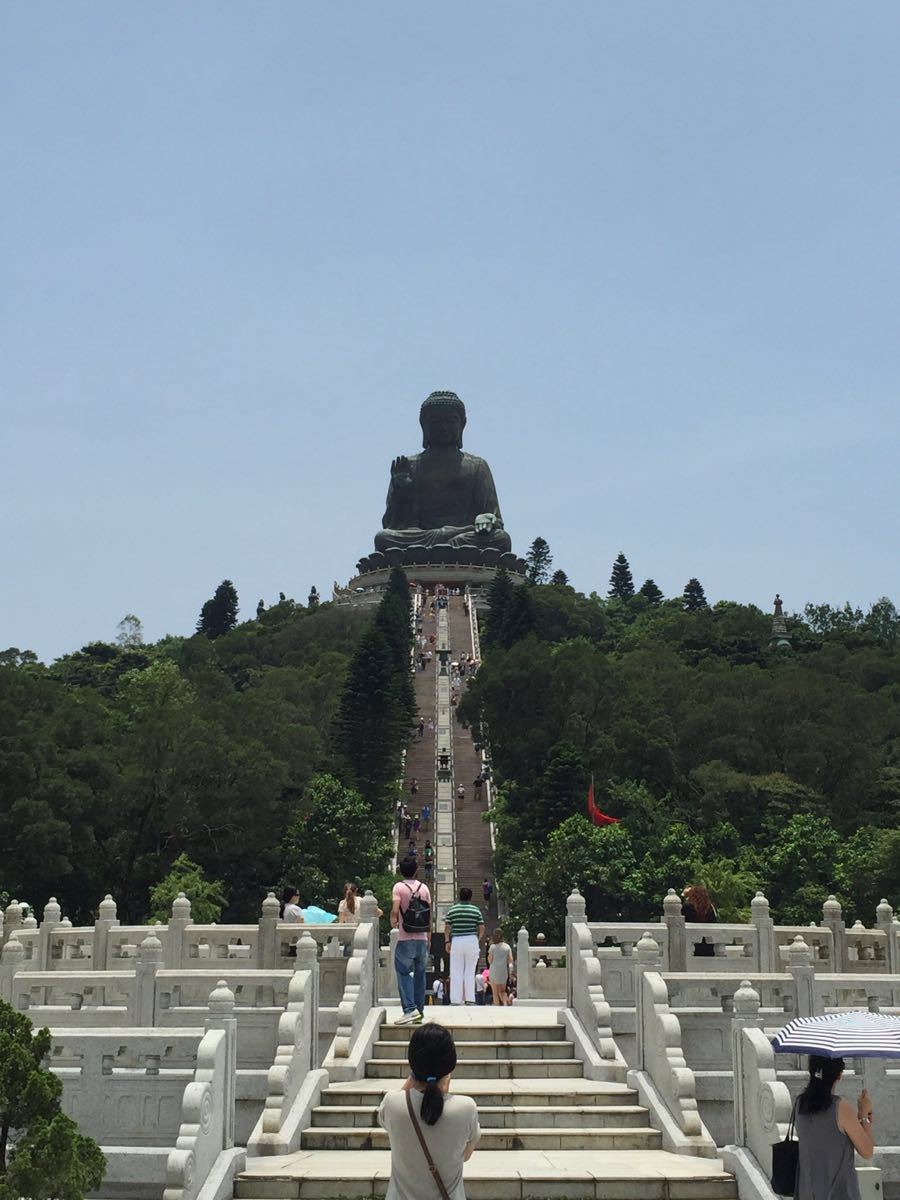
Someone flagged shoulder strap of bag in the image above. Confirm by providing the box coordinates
[786,1098,798,1141]
[406,1088,451,1200]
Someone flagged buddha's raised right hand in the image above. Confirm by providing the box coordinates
[390,455,412,480]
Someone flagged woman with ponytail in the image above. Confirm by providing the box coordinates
[378,1023,480,1199]
[796,1055,874,1200]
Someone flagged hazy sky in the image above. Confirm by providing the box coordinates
[3,4,898,662]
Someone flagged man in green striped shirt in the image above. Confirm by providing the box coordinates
[444,888,486,1004]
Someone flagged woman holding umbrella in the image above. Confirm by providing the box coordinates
[795,1056,874,1199]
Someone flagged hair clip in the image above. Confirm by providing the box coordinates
[426,1075,437,1082]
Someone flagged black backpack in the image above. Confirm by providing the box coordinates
[401,881,431,934]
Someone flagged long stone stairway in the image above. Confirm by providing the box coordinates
[446,594,497,922]
[234,1009,737,1199]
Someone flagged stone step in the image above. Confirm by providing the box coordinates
[365,1057,584,1079]
[379,1022,567,1042]
[234,1148,738,1200]
[300,1126,663,1152]
[321,1083,638,1108]
[371,1038,575,1060]
[311,1103,650,1129]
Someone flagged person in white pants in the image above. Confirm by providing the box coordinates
[444,888,486,1005]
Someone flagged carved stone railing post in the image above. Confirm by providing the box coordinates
[204,980,237,1150]
[516,927,531,999]
[297,933,319,1066]
[166,892,191,968]
[875,899,898,973]
[3,899,23,948]
[662,888,686,972]
[94,894,119,970]
[750,891,776,971]
[733,1025,792,1164]
[359,890,380,1005]
[731,980,763,1145]
[565,891,586,1008]
[634,931,662,1069]
[822,895,846,971]
[258,891,280,969]
[787,935,816,1017]
[637,968,704,1138]
[37,897,63,970]
[0,935,25,1003]
[135,933,164,1026]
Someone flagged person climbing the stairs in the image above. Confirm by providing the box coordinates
[377,1023,480,1200]
[391,857,432,1025]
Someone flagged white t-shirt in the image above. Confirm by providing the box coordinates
[283,902,304,923]
[338,898,360,925]
[378,1088,480,1200]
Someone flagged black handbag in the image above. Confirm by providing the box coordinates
[771,1101,799,1196]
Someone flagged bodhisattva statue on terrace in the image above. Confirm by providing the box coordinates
[374,391,512,553]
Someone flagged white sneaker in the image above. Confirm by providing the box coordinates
[394,1011,419,1025]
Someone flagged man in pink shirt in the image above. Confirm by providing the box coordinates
[391,857,431,1025]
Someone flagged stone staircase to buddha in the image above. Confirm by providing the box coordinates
[233,1010,738,1199]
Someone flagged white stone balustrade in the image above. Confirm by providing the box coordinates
[44,981,238,1200]
[248,933,323,1157]
[635,964,717,1155]
[512,927,566,999]
[565,894,616,1062]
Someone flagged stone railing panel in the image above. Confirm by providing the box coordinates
[637,969,703,1136]
[566,921,616,1060]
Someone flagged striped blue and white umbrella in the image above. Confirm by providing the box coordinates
[771,1011,900,1059]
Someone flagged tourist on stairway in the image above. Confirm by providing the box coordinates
[378,1024,480,1200]
[682,883,718,957]
[444,888,485,1005]
[794,1055,874,1200]
[391,858,432,1025]
[487,927,514,1006]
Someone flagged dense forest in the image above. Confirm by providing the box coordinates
[2,555,898,938]
[0,574,414,923]
[459,548,900,940]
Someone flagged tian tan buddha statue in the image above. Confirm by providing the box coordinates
[373,391,512,554]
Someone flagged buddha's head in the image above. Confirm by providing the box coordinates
[420,391,466,450]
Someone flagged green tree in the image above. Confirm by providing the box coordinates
[0,1000,105,1199]
[682,578,708,612]
[332,625,403,803]
[525,537,553,585]
[836,826,900,922]
[638,579,664,604]
[197,580,239,639]
[281,773,393,904]
[148,853,227,924]
[115,614,143,648]
[550,570,569,587]
[497,586,536,650]
[483,569,514,648]
[608,553,635,600]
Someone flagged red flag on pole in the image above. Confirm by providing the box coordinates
[587,778,620,826]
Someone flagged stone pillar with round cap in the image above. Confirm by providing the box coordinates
[787,935,816,1018]
[662,887,686,972]
[204,980,237,1149]
[94,894,119,971]
[750,891,775,971]
[38,897,63,971]
[259,890,281,969]
[821,894,845,971]
[0,935,25,1004]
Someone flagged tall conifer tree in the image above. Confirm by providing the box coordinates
[682,578,709,611]
[608,553,635,600]
[197,580,239,638]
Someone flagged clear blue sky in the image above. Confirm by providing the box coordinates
[2,4,898,662]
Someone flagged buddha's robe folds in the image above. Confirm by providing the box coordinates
[375,449,511,552]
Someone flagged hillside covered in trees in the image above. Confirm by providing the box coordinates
[459,551,900,940]
[2,555,898,938]
[0,574,415,923]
